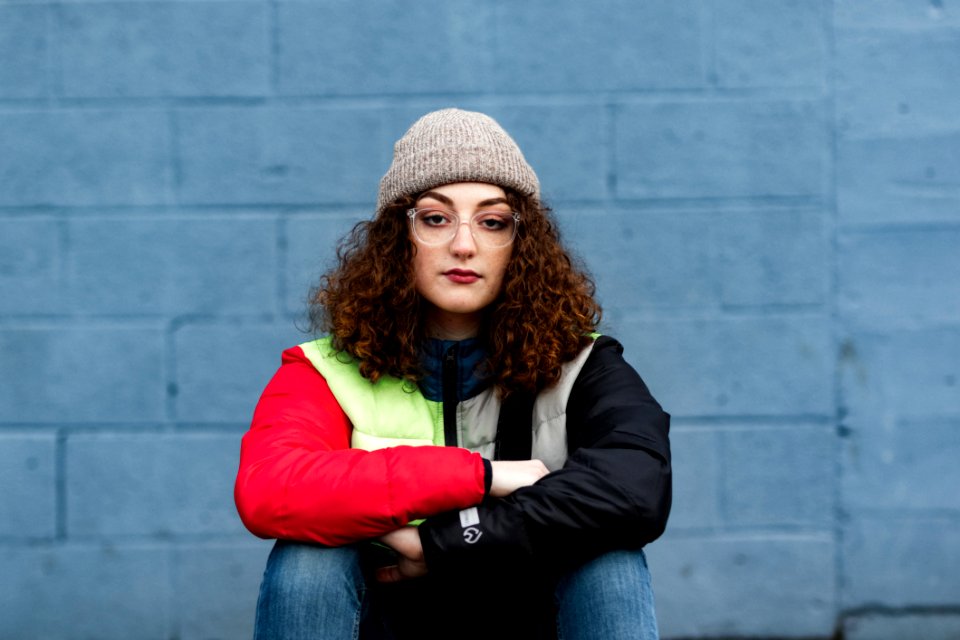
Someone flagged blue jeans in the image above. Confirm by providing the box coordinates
[253,541,659,639]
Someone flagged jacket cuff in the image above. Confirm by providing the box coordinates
[419,499,533,577]
[482,458,493,495]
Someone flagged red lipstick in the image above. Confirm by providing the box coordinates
[444,269,480,284]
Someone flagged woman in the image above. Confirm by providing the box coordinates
[235,108,671,639]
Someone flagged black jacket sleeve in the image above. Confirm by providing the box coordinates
[418,336,672,578]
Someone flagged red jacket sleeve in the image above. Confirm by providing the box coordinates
[234,346,488,546]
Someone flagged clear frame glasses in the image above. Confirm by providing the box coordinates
[407,208,520,248]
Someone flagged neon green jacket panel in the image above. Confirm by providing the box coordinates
[299,338,442,449]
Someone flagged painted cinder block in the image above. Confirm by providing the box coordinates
[839,328,960,512]
[173,543,273,640]
[283,212,370,315]
[0,327,165,423]
[648,534,835,638]
[0,433,57,538]
[0,219,63,315]
[835,29,960,137]
[561,209,719,316]
[839,229,960,325]
[0,110,171,207]
[58,2,269,98]
[843,514,960,607]
[837,133,960,226]
[844,613,960,640]
[713,0,827,88]
[721,426,834,527]
[619,315,833,418]
[173,322,303,423]
[483,105,608,202]
[175,107,389,205]
[719,209,828,307]
[0,5,48,99]
[843,417,960,513]
[666,428,721,531]
[276,0,493,95]
[614,100,826,200]
[493,0,704,92]
[839,327,960,420]
[0,544,171,639]
[840,326,960,420]
[67,433,245,537]
[69,217,277,316]
[835,0,960,28]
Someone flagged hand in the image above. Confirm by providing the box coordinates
[376,527,427,583]
[489,459,549,498]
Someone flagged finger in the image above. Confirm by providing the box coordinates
[375,565,404,583]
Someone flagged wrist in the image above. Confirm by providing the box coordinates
[482,458,493,495]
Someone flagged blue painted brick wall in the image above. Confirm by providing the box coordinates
[1,1,958,638]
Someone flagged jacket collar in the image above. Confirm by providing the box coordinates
[419,337,490,402]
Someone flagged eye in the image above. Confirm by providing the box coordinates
[474,212,513,231]
[418,209,455,227]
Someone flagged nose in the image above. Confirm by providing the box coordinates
[449,220,477,256]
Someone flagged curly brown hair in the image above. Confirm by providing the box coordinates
[309,190,602,395]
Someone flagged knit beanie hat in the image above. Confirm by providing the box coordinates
[377,108,540,214]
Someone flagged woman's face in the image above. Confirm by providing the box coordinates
[411,182,515,340]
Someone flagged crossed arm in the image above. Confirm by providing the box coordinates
[375,459,549,582]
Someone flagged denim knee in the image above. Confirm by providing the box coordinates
[555,549,659,640]
[254,541,366,640]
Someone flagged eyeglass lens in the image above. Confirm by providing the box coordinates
[410,209,518,247]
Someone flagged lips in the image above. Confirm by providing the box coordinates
[443,269,480,284]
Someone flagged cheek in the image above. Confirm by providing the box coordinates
[411,246,434,294]
[488,250,513,289]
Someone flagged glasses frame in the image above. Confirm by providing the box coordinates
[406,207,521,248]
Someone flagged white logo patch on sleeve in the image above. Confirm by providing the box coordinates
[459,507,480,528]
[459,507,482,543]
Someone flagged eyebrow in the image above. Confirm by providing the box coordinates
[418,191,510,208]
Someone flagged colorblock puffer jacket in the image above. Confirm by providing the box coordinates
[235,335,671,577]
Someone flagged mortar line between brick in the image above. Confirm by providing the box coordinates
[605,101,617,199]
[700,0,717,88]
[716,429,729,525]
[823,0,846,622]
[167,109,182,205]
[57,215,69,295]
[55,429,67,540]
[842,604,960,618]
[166,543,180,640]
[0,87,828,111]
[269,0,280,94]
[276,214,287,318]
[165,319,178,423]
[47,2,64,102]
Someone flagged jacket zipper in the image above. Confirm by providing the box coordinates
[442,343,458,447]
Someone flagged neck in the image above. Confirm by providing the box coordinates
[425,310,482,341]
